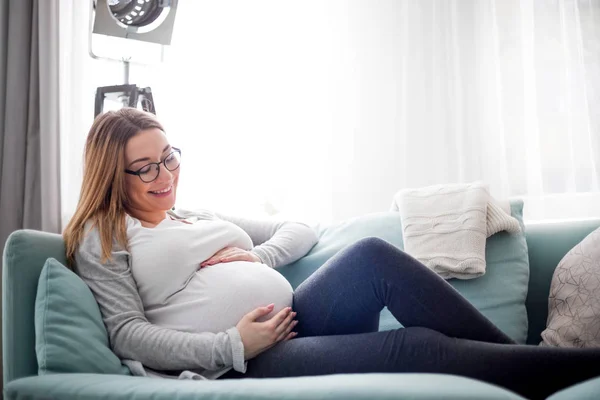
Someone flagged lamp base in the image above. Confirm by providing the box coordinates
[94,84,156,117]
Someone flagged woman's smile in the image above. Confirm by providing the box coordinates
[148,185,173,197]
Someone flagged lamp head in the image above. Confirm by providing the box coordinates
[92,0,178,45]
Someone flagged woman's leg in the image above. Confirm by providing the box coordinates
[293,237,514,344]
[221,327,600,400]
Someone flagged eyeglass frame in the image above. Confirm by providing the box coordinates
[124,147,182,183]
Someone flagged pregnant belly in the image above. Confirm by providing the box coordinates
[145,261,294,334]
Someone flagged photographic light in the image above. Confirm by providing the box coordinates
[93,0,178,46]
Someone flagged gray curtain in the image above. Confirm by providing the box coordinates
[0,0,61,387]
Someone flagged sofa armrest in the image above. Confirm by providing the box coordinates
[5,373,525,400]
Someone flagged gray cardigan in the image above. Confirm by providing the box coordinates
[74,207,318,378]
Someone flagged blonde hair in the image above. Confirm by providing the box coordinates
[63,108,165,268]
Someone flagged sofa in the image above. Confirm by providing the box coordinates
[4,203,600,400]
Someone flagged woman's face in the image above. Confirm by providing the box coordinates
[124,128,179,214]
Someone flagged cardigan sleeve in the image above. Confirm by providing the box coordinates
[214,213,319,268]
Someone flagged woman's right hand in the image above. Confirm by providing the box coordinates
[236,304,298,360]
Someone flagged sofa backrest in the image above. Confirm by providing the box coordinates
[2,230,66,386]
[524,219,600,344]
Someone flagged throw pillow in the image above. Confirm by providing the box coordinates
[541,228,600,347]
[448,200,529,343]
[35,257,130,375]
[278,200,530,343]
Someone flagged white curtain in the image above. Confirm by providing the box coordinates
[60,0,600,226]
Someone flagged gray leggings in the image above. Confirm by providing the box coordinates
[222,237,600,400]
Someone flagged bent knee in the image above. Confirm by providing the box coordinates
[353,236,391,250]
[351,237,401,257]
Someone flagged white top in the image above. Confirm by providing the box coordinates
[126,214,294,334]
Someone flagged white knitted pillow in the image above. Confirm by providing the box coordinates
[541,227,600,348]
[391,182,520,280]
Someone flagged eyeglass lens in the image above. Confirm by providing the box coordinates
[138,151,181,182]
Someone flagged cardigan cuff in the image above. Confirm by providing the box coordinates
[226,327,247,373]
[251,247,272,268]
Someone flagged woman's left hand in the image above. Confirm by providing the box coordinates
[200,247,262,268]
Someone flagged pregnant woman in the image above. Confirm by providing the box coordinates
[64,108,600,400]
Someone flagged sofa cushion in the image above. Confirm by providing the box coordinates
[278,212,405,288]
[546,376,600,400]
[5,372,527,400]
[541,227,600,347]
[278,200,530,343]
[34,257,130,375]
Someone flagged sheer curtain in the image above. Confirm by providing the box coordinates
[330,0,600,222]
[60,0,600,226]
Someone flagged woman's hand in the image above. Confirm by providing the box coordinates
[236,304,298,360]
[200,246,262,268]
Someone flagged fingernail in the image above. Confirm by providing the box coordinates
[292,312,297,317]
[267,303,275,308]
[293,320,298,325]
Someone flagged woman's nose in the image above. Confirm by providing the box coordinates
[157,165,174,183]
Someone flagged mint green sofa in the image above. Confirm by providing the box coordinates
[4,218,600,400]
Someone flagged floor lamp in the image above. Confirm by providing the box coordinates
[89,0,178,117]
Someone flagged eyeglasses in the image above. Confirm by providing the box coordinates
[125,147,182,183]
